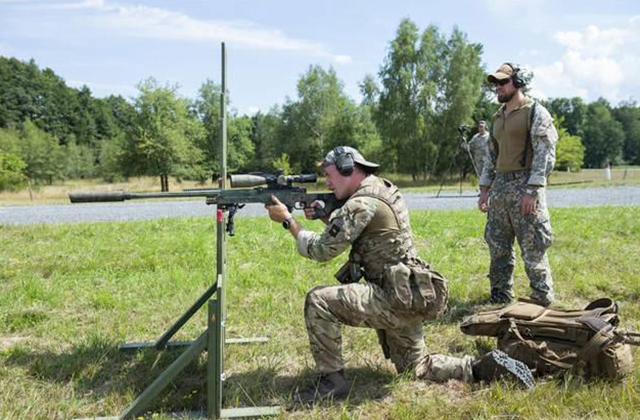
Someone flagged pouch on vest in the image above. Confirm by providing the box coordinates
[460,298,635,379]
[384,261,447,317]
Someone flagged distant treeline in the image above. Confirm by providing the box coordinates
[1,18,639,192]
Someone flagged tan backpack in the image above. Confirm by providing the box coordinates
[460,298,636,379]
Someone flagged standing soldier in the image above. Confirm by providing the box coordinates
[465,120,491,178]
[478,63,558,306]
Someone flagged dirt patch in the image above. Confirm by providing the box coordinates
[0,335,28,351]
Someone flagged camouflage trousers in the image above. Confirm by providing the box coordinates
[414,354,474,382]
[485,172,554,304]
[305,282,432,374]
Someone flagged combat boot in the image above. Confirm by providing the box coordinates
[472,349,534,389]
[294,370,351,404]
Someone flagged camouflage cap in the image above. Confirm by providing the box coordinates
[321,146,380,172]
[487,63,514,83]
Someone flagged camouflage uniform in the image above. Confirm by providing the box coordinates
[467,132,491,177]
[296,175,448,374]
[479,97,557,304]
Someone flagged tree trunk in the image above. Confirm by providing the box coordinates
[160,174,169,192]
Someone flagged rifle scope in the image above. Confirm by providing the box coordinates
[229,173,317,188]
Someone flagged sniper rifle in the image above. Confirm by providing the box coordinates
[69,172,344,236]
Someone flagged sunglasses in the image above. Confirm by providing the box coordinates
[494,78,511,87]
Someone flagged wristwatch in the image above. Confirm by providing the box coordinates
[524,188,539,197]
[282,217,294,230]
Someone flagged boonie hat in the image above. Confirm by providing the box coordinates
[321,146,380,172]
[487,63,514,83]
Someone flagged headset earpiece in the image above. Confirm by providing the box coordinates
[333,147,355,176]
[506,62,524,88]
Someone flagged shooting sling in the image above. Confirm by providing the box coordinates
[460,298,634,379]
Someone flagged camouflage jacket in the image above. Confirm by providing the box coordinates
[296,175,418,281]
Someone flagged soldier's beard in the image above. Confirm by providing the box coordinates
[498,91,515,103]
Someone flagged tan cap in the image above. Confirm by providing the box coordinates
[487,63,514,83]
[321,146,379,172]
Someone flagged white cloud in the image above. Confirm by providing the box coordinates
[30,0,346,61]
[532,22,640,104]
[333,55,352,64]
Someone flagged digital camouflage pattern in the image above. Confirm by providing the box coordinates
[467,132,491,177]
[296,175,448,374]
[485,172,554,304]
[478,98,557,305]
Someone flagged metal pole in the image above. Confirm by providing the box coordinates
[208,41,227,420]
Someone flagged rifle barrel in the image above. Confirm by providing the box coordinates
[69,190,222,203]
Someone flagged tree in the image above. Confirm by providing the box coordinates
[15,120,66,184]
[193,80,223,180]
[553,117,585,172]
[612,102,640,165]
[126,78,204,191]
[278,65,365,172]
[581,99,625,168]
[249,108,283,171]
[374,19,484,179]
[546,97,587,136]
[0,149,27,191]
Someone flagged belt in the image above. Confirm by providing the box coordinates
[496,170,529,181]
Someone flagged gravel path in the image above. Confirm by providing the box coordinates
[1,186,639,226]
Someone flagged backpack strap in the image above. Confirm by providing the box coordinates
[520,100,537,168]
[577,318,616,363]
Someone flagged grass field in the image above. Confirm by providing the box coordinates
[1,207,639,419]
[1,167,639,205]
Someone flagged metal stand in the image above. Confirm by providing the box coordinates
[75,42,280,420]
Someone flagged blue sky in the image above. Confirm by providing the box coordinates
[1,0,639,115]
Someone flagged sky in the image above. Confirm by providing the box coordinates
[1,0,640,115]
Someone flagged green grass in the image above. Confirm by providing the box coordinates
[1,207,639,419]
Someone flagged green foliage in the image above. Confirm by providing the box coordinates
[612,102,640,165]
[553,116,585,172]
[126,78,205,190]
[250,109,284,171]
[228,115,255,172]
[97,134,127,182]
[582,98,625,168]
[373,20,484,179]
[277,65,373,172]
[0,149,27,191]
[546,97,587,136]
[10,120,66,184]
[271,152,293,174]
[64,141,97,179]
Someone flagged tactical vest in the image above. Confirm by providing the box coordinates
[491,98,536,172]
[460,298,634,379]
[342,176,448,318]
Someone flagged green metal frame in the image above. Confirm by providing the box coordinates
[75,43,280,420]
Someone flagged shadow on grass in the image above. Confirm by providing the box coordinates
[3,338,395,415]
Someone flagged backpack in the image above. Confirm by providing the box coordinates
[460,298,635,379]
